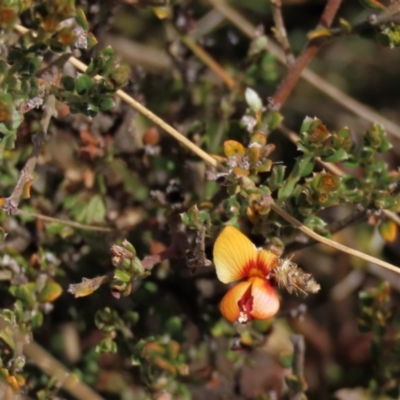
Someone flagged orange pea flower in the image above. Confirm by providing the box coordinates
[213,226,280,324]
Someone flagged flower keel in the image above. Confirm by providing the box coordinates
[220,277,279,323]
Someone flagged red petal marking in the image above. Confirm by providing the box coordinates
[242,249,279,278]
[237,283,254,324]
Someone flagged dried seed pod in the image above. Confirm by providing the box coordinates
[270,258,320,296]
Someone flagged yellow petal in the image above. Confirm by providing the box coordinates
[213,226,258,283]
[257,249,279,275]
[250,277,280,320]
[220,280,253,322]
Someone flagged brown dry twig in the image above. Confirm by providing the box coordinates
[3,95,56,216]
[16,209,113,233]
[269,0,295,67]
[289,334,306,400]
[269,0,343,110]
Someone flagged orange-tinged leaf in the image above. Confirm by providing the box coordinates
[307,28,332,41]
[224,140,246,157]
[38,281,63,303]
[0,99,12,123]
[232,167,249,177]
[6,375,19,391]
[0,8,17,26]
[43,18,58,32]
[142,342,165,358]
[248,145,261,165]
[246,206,260,225]
[379,220,398,243]
[154,357,176,374]
[0,198,5,208]
[153,6,170,19]
[14,374,25,387]
[250,132,267,147]
[167,341,180,359]
[213,226,258,284]
[68,276,108,298]
[359,0,386,11]
[22,180,32,199]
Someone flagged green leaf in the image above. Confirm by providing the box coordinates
[279,351,293,368]
[86,194,106,224]
[62,75,75,91]
[10,283,36,308]
[321,148,349,163]
[99,97,115,111]
[76,74,93,95]
[0,327,15,350]
[87,32,98,49]
[75,7,89,30]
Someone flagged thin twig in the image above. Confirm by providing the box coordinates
[270,201,400,275]
[23,340,105,400]
[3,95,56,215]
[269,0,295,67]
[289,334,306,400]
[16,210,113,233]
[269,0,343,110]
[180,34,236,89]
[207,0,400,140]
[284,206,368,253]
[12,24,400,275]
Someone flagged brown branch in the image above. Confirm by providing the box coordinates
[3,95,56,216]
[269,0,295,67]
[289,334,306,400]
[269,0,343,110]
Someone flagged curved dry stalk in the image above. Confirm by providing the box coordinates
[12,24,400,275]
[270,202,400,275]
[16,210,113,232]
[180,34,236,88]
